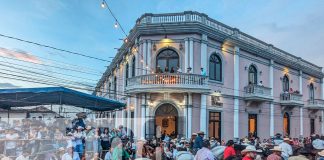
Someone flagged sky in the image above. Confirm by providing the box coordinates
[0,0,323,92]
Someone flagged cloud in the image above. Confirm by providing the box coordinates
[0,47,42,64]
[0,83,19,88]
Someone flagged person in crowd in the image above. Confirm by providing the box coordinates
[274,133,283,145]
[62,145,80,160]
[258,81,263,86]
[170,67,175,73]
[5,128,19,157]
[73,126,85,158]
[313,134,324,150]
[194,139,215,160]
[267,146,283,160]
[317,150,324,160]
[224,140,236,160]
[288,147,311,160]
[177,66,182,73]
[200,67,207,76]
[15,150,30,160]
[101,128,110,158]
[193,131,204,150]
[165,66,169,73]
[279,137,293,160]
[175,146,194,160]
[241,145,260,160]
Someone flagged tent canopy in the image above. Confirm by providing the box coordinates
[0,87,126,111]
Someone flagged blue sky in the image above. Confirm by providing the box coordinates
[0,0,323,91]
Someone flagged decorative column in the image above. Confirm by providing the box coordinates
[145,94,150,138]
[185,38,189,72]
[269,59,274,137]
[141,94,147,139]
[134,96,138,138]
[200,94,207,136]
[233,46,240,138]
[185,93,193,138]
[201,34,208,71]
[147,40,152,74]
[184,94,188,137]
[127,97,131,136]
[299,70,303,136]
[189,38,194,72]
[143,40,147,75]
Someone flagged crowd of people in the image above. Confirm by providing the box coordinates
[2,116,324,160]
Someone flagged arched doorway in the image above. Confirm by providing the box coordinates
[155,103,178,138]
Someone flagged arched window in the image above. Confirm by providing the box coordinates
[209,54,222,81]
[132,57,136,77]
[283,112,290,136]
[282,75,289,92]
[248,65,257,84]
[125,63,129,86]
[156,49,179,73]
[309,83,315,102]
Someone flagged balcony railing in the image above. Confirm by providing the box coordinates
[243,84,273,101]
[306,99,324,109]
[125,73,209,93]
[280,93,304,106]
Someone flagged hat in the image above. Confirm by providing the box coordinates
[197,131,205,135]
[192,133,197,136]
[299,148,312,155]
[241,145,261,153]
[58,147,65,151]
[86,125,92,130]
[270,146,283,152]
[138,138,147,142]
[283,138,290,141]
[77,126,84,130]
[67,132,73,136]
[318,150,324,157]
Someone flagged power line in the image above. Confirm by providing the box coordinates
[0,33,111,62]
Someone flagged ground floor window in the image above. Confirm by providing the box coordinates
[208,112,221,141]
[248,114,257,138]
[310,118,315,135]
[283,112,290,136]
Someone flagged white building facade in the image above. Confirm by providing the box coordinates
[94,11,324,141]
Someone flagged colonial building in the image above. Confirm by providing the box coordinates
[94,11,324,141]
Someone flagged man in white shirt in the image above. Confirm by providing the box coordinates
[279,138,293,160]
[312,135,324,150]
[62,145,80,160]
[194,139,215,160]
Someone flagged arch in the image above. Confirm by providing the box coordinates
[209,53,222,81]
[248,65,258,84]
[309,83,315,101]
[156,49,179,73]
[283,112,290,136]
[282,74,290,92]
[154,103,179,138]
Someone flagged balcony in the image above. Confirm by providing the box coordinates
[280,93,304,106]
[306,99,324,109]
[243,85,273,102]
[125,73,210,93]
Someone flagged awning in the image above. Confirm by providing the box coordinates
[0,87,126,111]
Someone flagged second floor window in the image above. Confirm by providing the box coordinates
[248,65,257,84]
[132,57,136,77]
[209,54,222,81]
[309,83,315,101]
[156,49,179,73]
[113,76,117,99]
[282,75,289,92]
[125,63,129,86]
